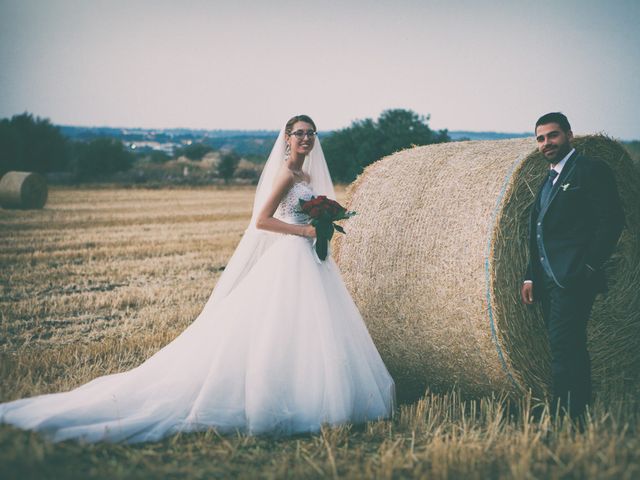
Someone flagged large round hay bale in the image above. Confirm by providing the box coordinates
[334,135,640,401]
[0,171,48,209]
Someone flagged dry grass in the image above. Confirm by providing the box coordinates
[1,186,639,479]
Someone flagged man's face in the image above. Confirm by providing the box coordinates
[535,122,574,164]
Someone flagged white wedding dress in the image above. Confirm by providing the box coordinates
[0,176,395,443]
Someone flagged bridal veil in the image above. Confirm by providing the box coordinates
[209,124,335,302]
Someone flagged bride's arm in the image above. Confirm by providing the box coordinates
[255,169,316,238]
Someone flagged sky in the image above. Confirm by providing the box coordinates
[1,0,639,139]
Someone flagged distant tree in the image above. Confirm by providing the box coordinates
[174,143,213,161]
[218,151,240,184]
[0,112,70,176]
[148,150,171,163]
[72,138,134,180]
[234,159,262,183]
[322,109,450,183]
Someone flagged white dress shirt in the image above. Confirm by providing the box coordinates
[549,147,575,184]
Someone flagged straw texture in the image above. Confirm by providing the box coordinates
[333,136,640,401]
[0,171,48,209]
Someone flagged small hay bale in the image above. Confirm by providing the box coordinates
[333,135,640,401]
[0,171,48,209]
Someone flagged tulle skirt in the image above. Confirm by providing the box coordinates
[0,234,395,443]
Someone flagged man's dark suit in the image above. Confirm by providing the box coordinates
[525,150,625,418]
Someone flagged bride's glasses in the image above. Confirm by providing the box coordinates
[290,130,317,139]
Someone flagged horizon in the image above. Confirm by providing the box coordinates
[55,122,636,142]
[9,112,639,142]
[55,121,531,137]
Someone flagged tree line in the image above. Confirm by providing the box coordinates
[0,109,451,184]
[0,113,134,180]
[0,113,243,183]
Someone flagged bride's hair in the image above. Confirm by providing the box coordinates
[285,115,316,135]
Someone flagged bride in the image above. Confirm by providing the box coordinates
[0,115,395,443]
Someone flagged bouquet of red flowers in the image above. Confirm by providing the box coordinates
[298,195,356,261]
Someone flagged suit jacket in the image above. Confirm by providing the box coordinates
[524,151,625,292]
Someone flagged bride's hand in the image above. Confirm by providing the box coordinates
[301,225,316,238]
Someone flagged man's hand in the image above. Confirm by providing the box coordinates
[521,282,534,304]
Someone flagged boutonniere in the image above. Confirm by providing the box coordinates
[560,183,571,191]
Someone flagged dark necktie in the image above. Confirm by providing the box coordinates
[539,169,558,208]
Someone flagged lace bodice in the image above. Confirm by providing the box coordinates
[275,181,314,225]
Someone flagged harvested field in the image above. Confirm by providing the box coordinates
[1,186,638,479]
[0,187,254,361]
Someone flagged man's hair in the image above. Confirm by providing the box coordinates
[533,112,571,133]
[535,112,571,133]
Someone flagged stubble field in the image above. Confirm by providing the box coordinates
[1,186,638,479]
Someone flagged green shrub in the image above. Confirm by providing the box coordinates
[218,151,240,184]
[174,143,213,161]
[72,138,134,180]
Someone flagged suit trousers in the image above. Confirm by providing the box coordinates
[539,273,598,419]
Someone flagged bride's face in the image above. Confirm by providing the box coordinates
[287,121,316,156]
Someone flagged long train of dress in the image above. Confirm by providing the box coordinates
[0,181,395,443]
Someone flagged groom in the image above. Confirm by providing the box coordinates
[521,112,624,420]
